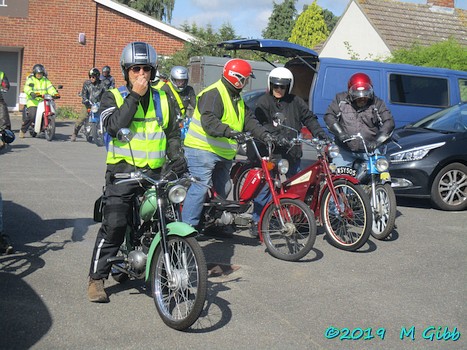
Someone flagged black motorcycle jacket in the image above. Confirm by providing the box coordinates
[255,92,326,159]
[161,83,196,118]
[81,79,107,108]
[196,77,269,141]
[324,92,395,152]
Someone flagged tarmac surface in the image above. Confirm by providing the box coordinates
[0,115,465,350]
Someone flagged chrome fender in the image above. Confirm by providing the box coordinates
[144,222,197,281]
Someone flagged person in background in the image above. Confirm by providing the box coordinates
[0,69,11,134]
[100,65,115,90]
[20,64,59,138]
[324,72,395,168]
[71,68,106,142]
[87,41,186,303]
[181,59,274,235]
[161,66,196,119]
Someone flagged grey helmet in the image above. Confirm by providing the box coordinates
[120,42,158,81]
[169,66,189,92]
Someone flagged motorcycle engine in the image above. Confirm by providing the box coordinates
[128,250,147,273]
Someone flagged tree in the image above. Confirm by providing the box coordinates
[116,0,174,22]
[289,1,328,48]
[322,8,339,33]
[262,0,297,40]
[386,38,467,71]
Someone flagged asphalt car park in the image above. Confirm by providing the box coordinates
[0,116,466,349]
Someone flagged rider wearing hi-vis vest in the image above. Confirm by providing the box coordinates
[181,59,275,229]
[184,80,244,160]
[106,87,169,168]
[87,42,187,304]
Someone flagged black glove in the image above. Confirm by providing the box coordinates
[329,122,350,143]
[278,137,290,147]
[316,131,331,142]
[168,156,187,175]
[228,130,248,144]
[262,133,276,145]
[366,141,378,153]
[30,92,38,99]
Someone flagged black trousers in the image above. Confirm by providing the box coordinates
[88,164,160,279]
[21,107,37,133]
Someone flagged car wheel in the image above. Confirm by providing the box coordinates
[430,162,467,211]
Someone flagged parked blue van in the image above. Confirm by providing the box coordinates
[218,39,467,128]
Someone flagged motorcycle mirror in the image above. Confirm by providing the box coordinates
[117,128,134,143]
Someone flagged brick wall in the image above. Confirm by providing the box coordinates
[0,0,186,112]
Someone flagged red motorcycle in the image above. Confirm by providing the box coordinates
[232,116,372,252]
[27,84,62,141]
[198,135,317,262]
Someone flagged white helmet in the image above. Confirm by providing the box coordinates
[268,67,294,94]
[169,66,189,92]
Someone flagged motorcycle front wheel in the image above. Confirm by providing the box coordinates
[150,236,207,331]
[261,198,317,261]
[44,117,55,141]
[321,180,372,251]
[370,183,397,240]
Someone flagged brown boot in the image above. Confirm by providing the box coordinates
[87,278,109,303]
[70,133,77,142]
[19,130,25,138]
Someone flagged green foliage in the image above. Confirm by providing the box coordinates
[56,106,78,120]
[116,0,174,22]
[386,38,467,71]
[289,1,328,48]
[262,0,297,40]
[322,8,339,33]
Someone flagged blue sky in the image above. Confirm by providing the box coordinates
[171,0,467,39]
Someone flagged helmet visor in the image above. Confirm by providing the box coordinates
[349,83,374,101]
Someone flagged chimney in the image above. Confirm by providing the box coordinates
[427,0,455,8]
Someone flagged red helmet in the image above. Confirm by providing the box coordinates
[348,72,374,101]
[223,59,254,89]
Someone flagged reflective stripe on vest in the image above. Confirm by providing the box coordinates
[106,88,170,169]
[184,80,244,160]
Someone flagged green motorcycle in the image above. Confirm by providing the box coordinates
[106,128,207,331]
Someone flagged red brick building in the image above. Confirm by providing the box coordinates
[0,0,195,112]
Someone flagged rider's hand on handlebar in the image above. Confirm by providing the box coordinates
[228,130,248,144]
[316,131,331,142]
[277,137,290,147]
[30,92,39,99]
[261,133,276,145]
[167,156,188,175]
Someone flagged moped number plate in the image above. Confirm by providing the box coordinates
[380,172,391,181]
[335,166,357,177]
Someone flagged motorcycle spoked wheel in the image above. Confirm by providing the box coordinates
[370,183,397,240]
[320,180,372,251]
[44,117,55,141]
[150,236,207,331]
[261,198,317,261]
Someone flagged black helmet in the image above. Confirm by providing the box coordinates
[33,64,45,75]
[102,65,111,74]
[89,68,100,79]
[120,42,158,81]
[1,129,15,144]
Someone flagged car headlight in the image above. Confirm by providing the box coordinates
[390,142,445,163]
[278,159,289,175]
[168,184,187,204]
[376,157,389,172]
[328,144,340,158]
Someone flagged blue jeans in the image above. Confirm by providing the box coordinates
[182,147,233,226]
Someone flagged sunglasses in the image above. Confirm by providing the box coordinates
[273,84,286,90]
[130,65,152,73]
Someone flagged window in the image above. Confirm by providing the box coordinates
[459,79,467,102]
[389,74,449,107]
[0,0,7,7]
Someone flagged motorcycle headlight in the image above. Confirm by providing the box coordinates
[278,159,289,175]
[390,142,445,163]
[376,157,389,172]
[168,184,187,204]
[91,105,99,113]
[328,144,340,158]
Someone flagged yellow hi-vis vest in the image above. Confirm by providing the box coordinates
[184,80,244,160]
[23,76,58,108]
[106,88,170,169]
